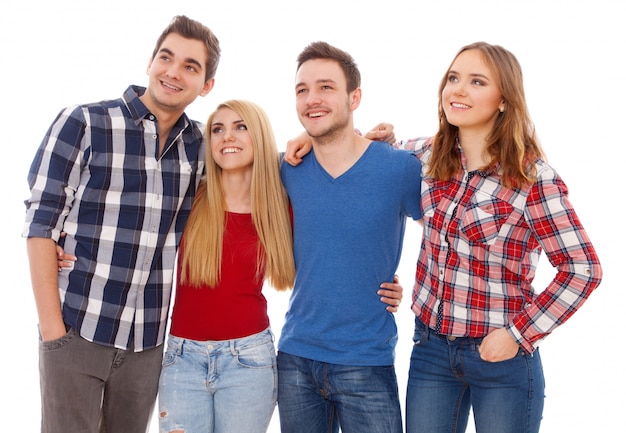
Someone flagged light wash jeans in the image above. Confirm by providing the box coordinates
[406,318,545,433]
[158,328,277,433]
[277,351,403,433]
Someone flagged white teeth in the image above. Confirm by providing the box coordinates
[452,102,470,109]
[162,82,181,91]
[222,147,241,154]
[309,112,324,118]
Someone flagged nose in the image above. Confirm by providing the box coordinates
[452,81,466,96]
[306,90,322,106]
[223,128,235,141]
[165,63,182,80]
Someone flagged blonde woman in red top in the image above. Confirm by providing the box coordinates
[157,99,295,433]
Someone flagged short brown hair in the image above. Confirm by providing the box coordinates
[151,15,221,82]
[297,41,361,93]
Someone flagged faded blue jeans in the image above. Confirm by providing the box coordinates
[158,328,277,433]
[277,351,403,433]
[406,318,545,433]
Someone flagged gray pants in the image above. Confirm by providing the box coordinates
[39,327,163,433]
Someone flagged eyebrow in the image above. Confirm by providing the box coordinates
[211,119,244,127]
[295,78,337,88]
[158,47,204,71]
[449,69,490,81]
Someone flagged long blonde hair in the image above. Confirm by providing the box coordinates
[180,100,295,291]
[429,42,545,188]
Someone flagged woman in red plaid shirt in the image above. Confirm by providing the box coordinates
[403,42,602,433]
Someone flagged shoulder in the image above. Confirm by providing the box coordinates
[528,159,563,187]
[370,140,417,160]
[527,159,569,199]
[374,141,422,170]
[188,119,206,139]
[533,159,558,178]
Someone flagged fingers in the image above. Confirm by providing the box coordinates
[378,274,403,313]
[284,154,303,166]
[56,247,77,272]
[364,123,396,145]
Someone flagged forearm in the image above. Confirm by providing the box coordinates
[27,237,66,341]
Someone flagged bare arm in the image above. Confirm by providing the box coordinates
[27,237,66,341]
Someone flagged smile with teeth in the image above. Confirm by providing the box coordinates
[451,102,470,109]
[308,111,326,118]
[221,147,242,154]
[162,81,182,91]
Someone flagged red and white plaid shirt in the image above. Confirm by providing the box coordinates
[403,137,602,353]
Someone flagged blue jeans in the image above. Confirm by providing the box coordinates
[406,318,545,433]
[158,328,277,433]
[277,352,403,433]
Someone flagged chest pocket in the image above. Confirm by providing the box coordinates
[460,191,513,246]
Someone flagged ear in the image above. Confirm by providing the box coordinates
[200,78,216,97]
[146,58,153,75]
[499,100,506,113]
[349,87,362,111]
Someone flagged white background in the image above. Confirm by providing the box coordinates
[1,1,622,432]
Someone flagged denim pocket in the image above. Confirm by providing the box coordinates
[236,340,276,369]
[161,337,182,367]
[161,349,178,367]
[478,346,527,364]
[39,327,76,352]
[412,321,428,346]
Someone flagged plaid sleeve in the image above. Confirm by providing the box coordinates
[509,165,602,352]
[23,105,87,241]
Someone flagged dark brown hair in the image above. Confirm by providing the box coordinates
[151,15,221,82]
[297,41,361,93]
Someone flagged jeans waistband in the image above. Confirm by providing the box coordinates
[168,327,274,355]
[415,318,484,346]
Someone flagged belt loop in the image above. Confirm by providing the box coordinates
[176,338,184,356]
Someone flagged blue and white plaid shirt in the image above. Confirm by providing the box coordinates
[23,85,205,351]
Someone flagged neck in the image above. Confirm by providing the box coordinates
[312,129,370,178]
[458,129,490,172]
[221,169,252,213]
[139,93,185,155]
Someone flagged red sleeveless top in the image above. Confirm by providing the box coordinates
[169,212,269,340]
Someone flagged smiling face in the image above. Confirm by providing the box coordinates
[442,49,505,137]
[294,59,359,141]
[143,32,215,117]
[209,107,254,173]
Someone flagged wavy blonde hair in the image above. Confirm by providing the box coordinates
[429,42,545,188]
[180,100,295,291]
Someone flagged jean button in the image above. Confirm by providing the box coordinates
[447,336,456,341]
